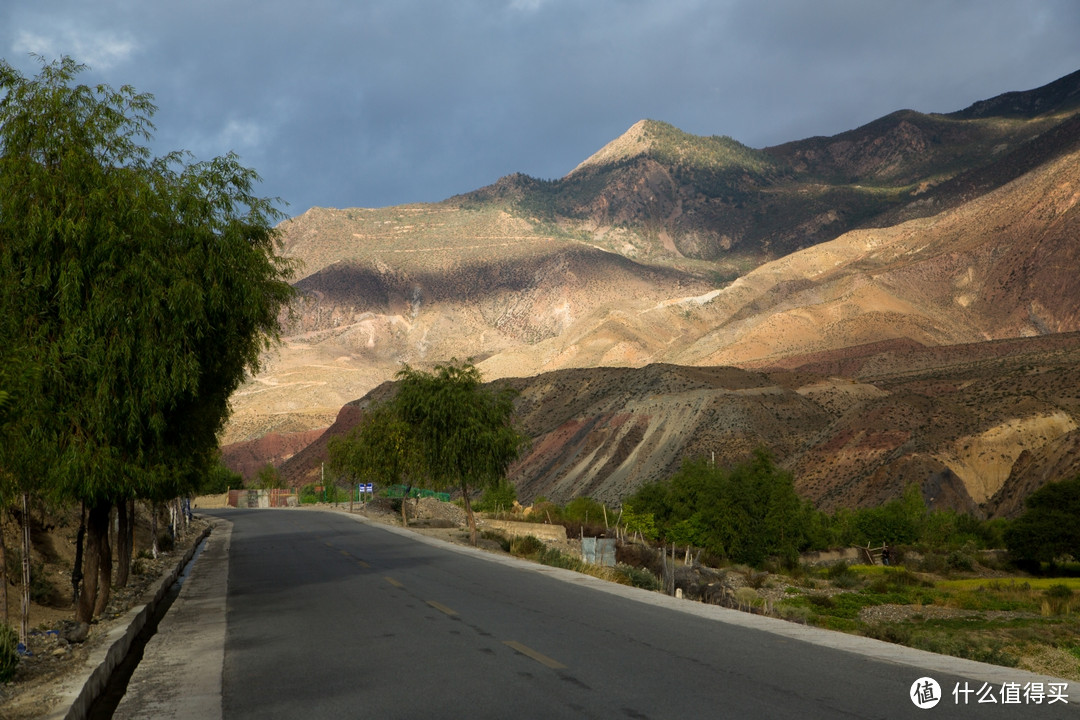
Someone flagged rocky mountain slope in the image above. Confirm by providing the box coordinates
[225,68,1080,514]
[277,332,1080,517]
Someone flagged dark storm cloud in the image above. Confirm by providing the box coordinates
[3,1,1079,216]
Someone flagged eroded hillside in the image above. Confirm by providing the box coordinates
[270,333,1080,516]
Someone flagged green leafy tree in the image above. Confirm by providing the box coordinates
[833,483,926,548]
[475,479,518,515]
[562,497,609,527]
[328,403,425,525]
[625,450,816,567]
[1005,476,1080,567]
[200,459,242,495]
[254,464,286,490]
[0,57,294,623]
[620,506,659,541]
[0,381,15,628]
[394,360,528,545]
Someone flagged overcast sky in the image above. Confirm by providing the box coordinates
[4,1,1080,216]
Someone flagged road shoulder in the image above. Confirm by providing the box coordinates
[111,516,231,720]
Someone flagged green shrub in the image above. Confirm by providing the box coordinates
[1042,584,1074,615]
[528,500,562,524]
[562,497,608,525]
[481,530,510,552]
[945,550,974,572]
[916,552,948,574]
[1045,583,1074,600]
[830,570,863,590]
[1005,475,1080,566]
[866,568,930,593]
[254,463,285,490]
[825,561,852,579]
[815,616,859,632]
[863,623,913,645]
[615,563,661,591]
[475,481,517,514]
[323,484,349,503]
[0,623,18,682]
[510,535,545,557]
[777,603,812,624]
[536,546,586,572]
[908,634,1019,667]
[742,569,769,589]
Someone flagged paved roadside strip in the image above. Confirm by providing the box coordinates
[44,518,222,720]
[111,517,231,720]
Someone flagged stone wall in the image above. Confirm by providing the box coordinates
[480,519,567,543]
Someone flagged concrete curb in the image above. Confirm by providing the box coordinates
[45,520,216,720]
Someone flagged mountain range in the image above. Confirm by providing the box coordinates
[222,68,1080,517]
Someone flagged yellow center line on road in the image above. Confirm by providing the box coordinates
[356,560,372,569]
[339,549,351,558]
[426,600,458,617]
[503,641,567,670]
[385,576,404,588]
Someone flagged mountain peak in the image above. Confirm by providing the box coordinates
[568,119,773,179]
[569,119,657,175]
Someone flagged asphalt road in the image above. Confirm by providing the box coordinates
[114,508,1078,719]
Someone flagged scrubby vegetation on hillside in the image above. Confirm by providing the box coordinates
[621,452,1011,568]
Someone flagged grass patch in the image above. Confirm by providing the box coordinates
[864,615,1080,673]
[937,576,1080,592]
[928,577,1080,614]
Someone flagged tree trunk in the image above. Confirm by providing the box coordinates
[76,500,111,624]
[400,484,411,527]
[93,506,112,617]
[177,498,187,536]
[128,498,135,563]
[150,502,159,559]
[0,510,7,624]
[20,492,31,644]
[115,498,133,588]
[72,502,85,606]
[462,482,478,546]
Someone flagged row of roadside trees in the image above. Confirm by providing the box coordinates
[0,57,294,639]
[624,452,1080,572]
